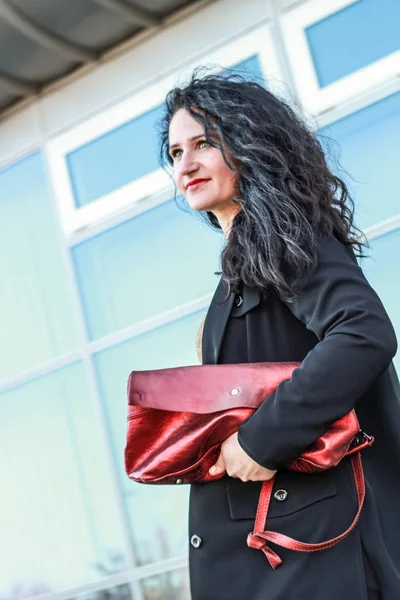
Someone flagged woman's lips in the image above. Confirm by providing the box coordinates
[187,179,210,190]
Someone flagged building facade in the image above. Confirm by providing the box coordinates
[0,0,399,598]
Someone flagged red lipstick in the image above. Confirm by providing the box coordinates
[186,178,210,190]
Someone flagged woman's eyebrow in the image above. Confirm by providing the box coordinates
[169,134,204,151]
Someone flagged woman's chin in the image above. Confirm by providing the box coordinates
[186,198,215,213]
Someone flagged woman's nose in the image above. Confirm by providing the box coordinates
[179,152,199,176]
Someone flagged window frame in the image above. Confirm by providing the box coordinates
[47,25,284,241]
[281,0,400,115]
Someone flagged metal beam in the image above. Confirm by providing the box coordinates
[92,0,161,27]
[0,1,97,63]
[0,71,37,96]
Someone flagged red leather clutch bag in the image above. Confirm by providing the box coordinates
[125,361,374,568]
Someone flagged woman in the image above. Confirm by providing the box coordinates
[159,70,400,599]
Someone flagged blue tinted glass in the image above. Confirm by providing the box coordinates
[362,229,400,369]
[0,363,126,596]
[78,585,133,599]
[0,152,79,380]
[72,199,222,340]
[67,104,164,208]
[141,569,190,600]
[319,90,400,230]
[306,0,400,87]
[94,309,205,564]
[232,54,264,82]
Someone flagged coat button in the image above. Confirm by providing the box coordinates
[190,534,202,549]
[235,294,243,307]
[274,489,288,502]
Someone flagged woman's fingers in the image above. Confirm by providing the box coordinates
[209,452,226,476]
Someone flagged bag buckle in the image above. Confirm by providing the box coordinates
[350,430,374,450]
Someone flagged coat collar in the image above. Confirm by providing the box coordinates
[202,277,261,364]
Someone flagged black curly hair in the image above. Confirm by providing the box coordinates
[159,68,366,301]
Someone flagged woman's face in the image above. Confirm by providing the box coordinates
[168,108,239,215]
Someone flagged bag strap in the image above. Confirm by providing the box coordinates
[247,452,365,569]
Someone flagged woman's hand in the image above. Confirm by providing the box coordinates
[209,432,277,482]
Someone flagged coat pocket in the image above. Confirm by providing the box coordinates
[226,468,336,520]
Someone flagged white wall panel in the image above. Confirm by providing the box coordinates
[0,103,39,167]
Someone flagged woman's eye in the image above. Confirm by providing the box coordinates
[170,140,208,161]
[171,149,182,159]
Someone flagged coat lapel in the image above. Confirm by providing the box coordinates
[201,278,262,364]
[202,277,235,365]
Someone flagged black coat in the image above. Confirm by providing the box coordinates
[189,234,400,600]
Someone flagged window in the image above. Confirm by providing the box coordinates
[281,0,400,114]
[72,198,222,341]
[0,152,79,380]
[0,363,126,597]
[141,568,190,600]
[67,104,164,209]
[319,89,400,231]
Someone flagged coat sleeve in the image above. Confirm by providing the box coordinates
[237,234,398,470]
